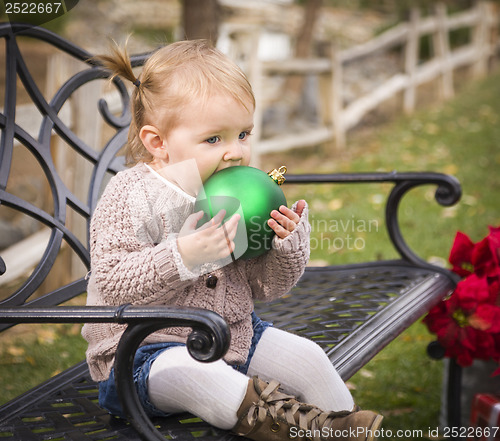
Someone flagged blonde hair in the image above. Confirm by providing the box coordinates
[96,39,255,165]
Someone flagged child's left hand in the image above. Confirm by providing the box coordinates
[267,199,306,239]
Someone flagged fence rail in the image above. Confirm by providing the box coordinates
[6,2,499,159]
[254,1,499,155]
[2,2,498,287]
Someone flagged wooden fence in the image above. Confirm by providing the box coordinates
[1,1,499,287]
[251,1,499,156]
[0,56,120,288]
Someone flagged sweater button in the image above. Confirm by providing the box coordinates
[206,275,218,289]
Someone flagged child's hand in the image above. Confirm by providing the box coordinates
[267,199,306,239]
[177,209,240,270]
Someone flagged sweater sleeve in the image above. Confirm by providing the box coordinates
[244,200,311,302]
[89,171,199,306]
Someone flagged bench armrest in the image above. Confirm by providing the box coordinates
[113,306,230,440]
[285,171,461,271]
[0,304,230,441]
[0,304,230,362]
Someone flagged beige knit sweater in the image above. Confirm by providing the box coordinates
[82,162,311,381]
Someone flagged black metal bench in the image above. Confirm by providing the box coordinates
[0,23,462,440]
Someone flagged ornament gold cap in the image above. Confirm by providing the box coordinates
[268,166,287,185]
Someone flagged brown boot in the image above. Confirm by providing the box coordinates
[232,376,383,441]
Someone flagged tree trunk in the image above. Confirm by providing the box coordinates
[182,0,220,45]
[283,0,322,112]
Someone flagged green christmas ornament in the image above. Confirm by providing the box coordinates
[194,165,287,260]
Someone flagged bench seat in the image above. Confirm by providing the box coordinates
[0,262,455,441]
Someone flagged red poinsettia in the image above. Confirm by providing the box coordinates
[423,226,500,375]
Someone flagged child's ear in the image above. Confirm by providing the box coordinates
[139,125,168,161]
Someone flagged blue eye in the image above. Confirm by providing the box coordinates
[206,136,219,144]
[239,131,250,140]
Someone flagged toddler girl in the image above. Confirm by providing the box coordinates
[82,39,382,441]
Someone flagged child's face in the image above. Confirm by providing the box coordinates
[162,93,254,184]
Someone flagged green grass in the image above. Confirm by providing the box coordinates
[0,323,87,404]
[348,322,444,440]
[1,69,500,438]
[269,68,500,437]
[279,70,500,266]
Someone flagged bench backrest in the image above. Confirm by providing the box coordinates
[0,24,146,329]
[0,23,463,337]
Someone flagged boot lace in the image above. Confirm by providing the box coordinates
[245,377,352,440]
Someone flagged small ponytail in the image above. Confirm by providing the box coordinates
[94,38,140,88]
[93,38,152,165]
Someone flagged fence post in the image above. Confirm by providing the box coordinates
[487,2,499,71]
[403,7,420,115]
[246,30,263,168]
[471,1,490,78]
[47,55,103,282]
[434,3,454,100]
[46,53,73,200]
[44,54,76,291]
[72,63,104,253]
[330,42,345,150]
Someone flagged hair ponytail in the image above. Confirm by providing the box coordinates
[94,38,139,87]
[93,39,153,165]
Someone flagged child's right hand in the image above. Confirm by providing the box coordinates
[177,209,240,270]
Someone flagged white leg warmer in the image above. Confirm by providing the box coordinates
[148,346,249,430]
[247,327,355,412]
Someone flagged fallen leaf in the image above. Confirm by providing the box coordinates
[345,381,357,391]
[328,199,343,211]
[443,164,458,175]
[369,194,384,205]
[462,195,477,206]
[359,369,374,379]
[37,328,57,345]
[425,122,439,135]
[7,346,25,357]
[441,206,458,218]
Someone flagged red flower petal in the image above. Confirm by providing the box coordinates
[473,332,497,359]
[488,277,500,305]
[459,327,477,351]
[424,225,500,366]
[456,351,474,367]
[473,304,500,333]
[492,366,500,377]
[488,226,500,248]
[449,231,475,277]
[454,274,490,311]
[472,236,500,278]
[468,313,491,331]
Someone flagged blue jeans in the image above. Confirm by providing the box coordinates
[99,312,272,418]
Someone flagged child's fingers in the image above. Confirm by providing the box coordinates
[206,214,240,257]
[217,214,240,247]
[270,207,298,232]
[268,218,290,239]
[224,213,241,231]
[224,215,241,241]
[278,205,301,224]
[211,209,226,226]
[181,211,205,233]
[294,200,306,217]
[197,209,226,231]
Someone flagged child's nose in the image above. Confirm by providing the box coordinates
[223,141,243,161]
